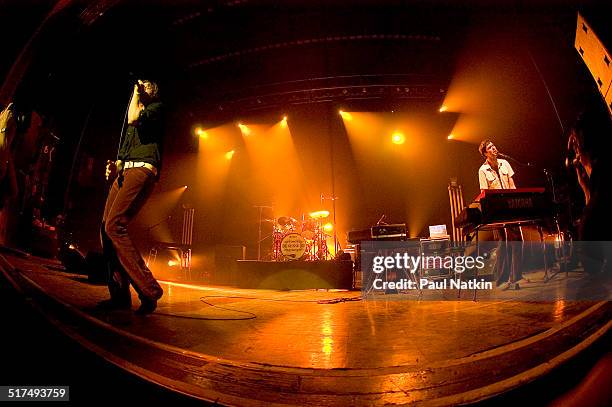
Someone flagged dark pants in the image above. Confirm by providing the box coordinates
[100,167,163,304]
[494,227,523,285]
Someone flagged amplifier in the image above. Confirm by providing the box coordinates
[420,238,450,254]
[347,229,372,244]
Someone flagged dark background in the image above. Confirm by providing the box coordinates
[1,0,611,265]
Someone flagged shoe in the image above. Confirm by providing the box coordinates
[498,282,510,291]
[96,298,132,311]
[135,298,157,315]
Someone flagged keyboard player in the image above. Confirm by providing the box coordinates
[477,140,523,290]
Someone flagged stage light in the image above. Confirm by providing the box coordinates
[195,127,208,139]
[184,185,188,189]
[280,116,288,128]
[168,260,177,267]
[323,222,334,232]
[439,105,448,113]
[339,110,352,121]
[447,134,455,140]
[391,132,405,145]
[238,123,251,136]
[225,150,235,160]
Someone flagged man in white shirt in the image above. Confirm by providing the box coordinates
[478,140,516,190]
[478,139,522,290]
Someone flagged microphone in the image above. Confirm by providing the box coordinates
[498,152,535,168]
[135,80,145,92]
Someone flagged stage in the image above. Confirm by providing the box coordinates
[215,260,354,290]
[1,251,610,405]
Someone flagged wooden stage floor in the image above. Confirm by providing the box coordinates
[1,252,610,405]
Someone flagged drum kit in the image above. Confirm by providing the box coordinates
[270,210,331,261]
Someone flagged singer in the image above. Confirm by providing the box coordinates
[99,80,164,314]
[477,139,523,290]
[477,140,516,190]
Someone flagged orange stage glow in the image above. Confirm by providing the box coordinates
[442,24,548,146]
[323,222,334,232]
[133,186,188,243]
[391,132,405,145]
[196,124,236,151]
[280,116,288,128]
[342,111,447,237]
[158,280,238,292]
[225,150,235,160]
[241,119,306,216]
[447,134,455,140]
[406,206,426,239]
[195,124,237,206]
[438,105,448,113]
[167,260,177,267]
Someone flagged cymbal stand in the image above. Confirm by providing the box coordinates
[321,193,340,258]
[254,205,273,261]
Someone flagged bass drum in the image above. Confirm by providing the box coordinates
[280,233,307,260]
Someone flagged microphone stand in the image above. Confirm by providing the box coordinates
[111,83,137,188]
[116,88,133,162]
[542,167,568,280]
[321,194,340,259]
[498,153,535,168]
[502,153,566,278]
[500,153,561,227]
[253,205,273,260]
[144,215,171,267]
[502,153,560,219]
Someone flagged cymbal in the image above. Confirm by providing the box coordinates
[309,210,330,219]
[277,216,297,226]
